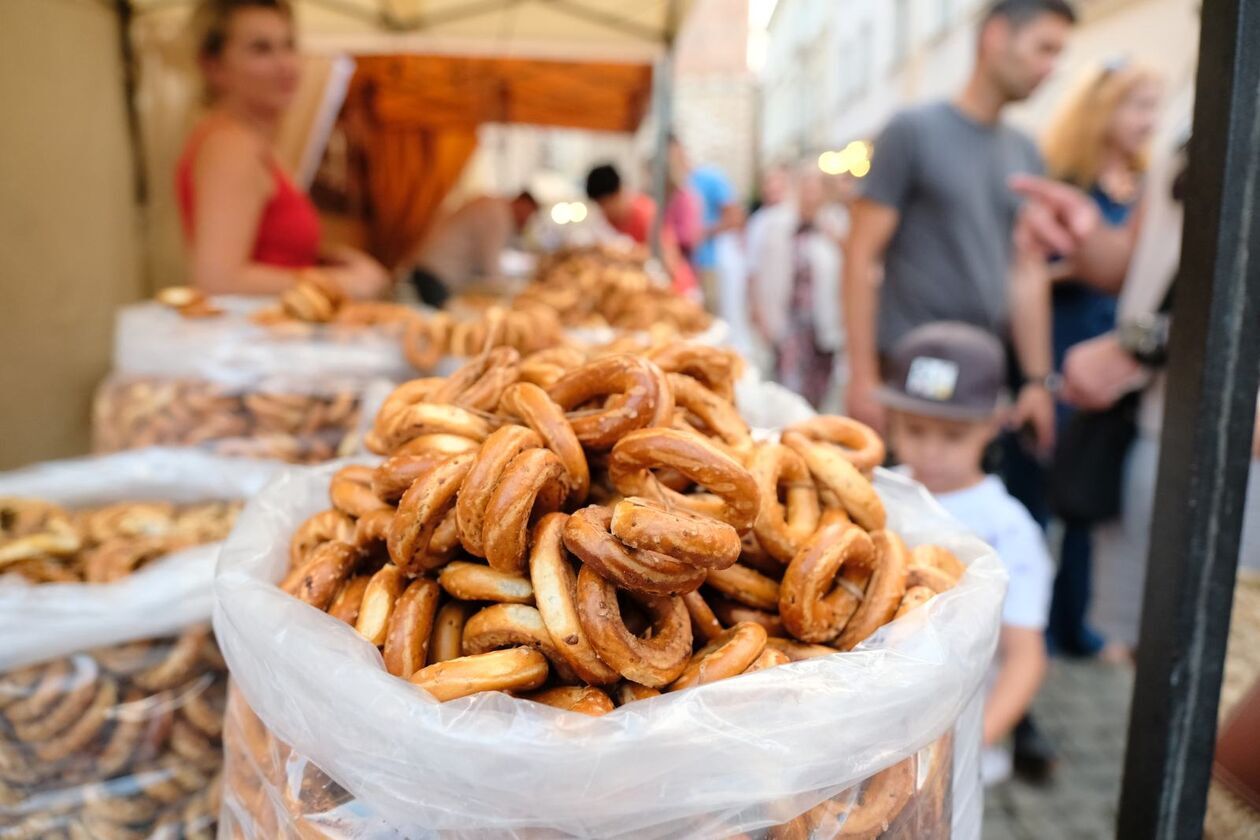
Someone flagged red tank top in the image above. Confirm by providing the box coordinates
[176,120,321,269]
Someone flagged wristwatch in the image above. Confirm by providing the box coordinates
[1116,314,1170,367]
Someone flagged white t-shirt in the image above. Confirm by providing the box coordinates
[934,475,1052,630]
[415,196,513,292]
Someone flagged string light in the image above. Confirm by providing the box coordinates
[816,141,872,177]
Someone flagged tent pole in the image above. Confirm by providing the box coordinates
[1116,0,1260,836]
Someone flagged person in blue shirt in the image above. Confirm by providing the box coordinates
[669,136,743,304]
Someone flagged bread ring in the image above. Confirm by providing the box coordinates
[1,659,68,725]
[751,443,821,564]
[83,536,173,583]
[181,677,226,739]
[906,564,958,594]
[290,509,354,569]
[613,681,661,706]
[461,603,578,681]
[708,594,786,637]
[894,585,937,620]
[499,382,589,505]
[835,530,910,651]
[372,450,459,504]
[669,372,751,455]
[135,626,209,692]
[911,544,966,582]
[705,563,781,611]
[439,560,534,604]
[168,716,220,770]
[94,687,149,777]
[609,428,760,532]
[388,452,475,574]
[329,465,390,519]
[575,564,692,687]
[447,348,521,412]
[743,645,791,673]
[355,564,406,646]
[372,378,447,434]
[546,355,675,449]
[682,590,724,643]
[395,431,483,458]
[11,664,97,742]
[0,664,45,710]
[378,402,493,453]
[669,622,768,691]
[409,647,549,702]
[481,448,569,574]
[456,425,543,557]
[429,601,471,665]
[783,431,886,532]
[780,523,876,643]
[281,541,358,610]
[563,505,706,596]
[738,530,788,579]
[352,508,393,551]
[527,514,619,685]
[32,677,117,764]
[609,496,740,571]
[328,574,372,625]
[648,343,741,401]
[784,416,886,474]
[764,637,838,661]
[523,686,615,716]
[383,577,441,679]
[833,757,916,837]
[403,312,451,372]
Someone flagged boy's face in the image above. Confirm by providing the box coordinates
[887,410,998,494]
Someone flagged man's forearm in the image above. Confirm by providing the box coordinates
[1010,256,1053,381]
[843,254,881,384]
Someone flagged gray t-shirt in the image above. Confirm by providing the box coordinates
[862,101,1043,352]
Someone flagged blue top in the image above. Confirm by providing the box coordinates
[688,165,735,271]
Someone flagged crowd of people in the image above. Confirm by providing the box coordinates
[175,0,1256,800]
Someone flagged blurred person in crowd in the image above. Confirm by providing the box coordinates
[879,323,1052,786]
[748,166,846,408]
[745,165,791,260]
[1016,74,1260,664]
[585,163,698,297]
[844,0,1077,459]
[178,0,389,297]
[404,192,539,308]
[669,136,744,303]
[1038,61,1164,657]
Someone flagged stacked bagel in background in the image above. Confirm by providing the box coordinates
[281,341,966,710]
[0,498,237,839]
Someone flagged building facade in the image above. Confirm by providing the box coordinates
[761,0,1201,165]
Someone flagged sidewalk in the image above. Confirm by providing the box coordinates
[983,657,1134,840]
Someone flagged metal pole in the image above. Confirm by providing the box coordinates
[649,49,674,262]
[1116,0,1260,837]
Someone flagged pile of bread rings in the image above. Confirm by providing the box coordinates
[93,378,362,464]
[515,248,712,335]
[248,272,415,330]
[281,341,966,713]
[402,304,565,372]
[0,497,236,839]
[0,497,241,584]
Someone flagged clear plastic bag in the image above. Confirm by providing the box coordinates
[0,449,282,839]
[93,301,413,462]
[214,461,1006,839]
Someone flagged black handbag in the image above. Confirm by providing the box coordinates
[1048,392,1138,524]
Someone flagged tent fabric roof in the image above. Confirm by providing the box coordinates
[130,0,693,62]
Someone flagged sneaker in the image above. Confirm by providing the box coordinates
[1013,715,1057,785]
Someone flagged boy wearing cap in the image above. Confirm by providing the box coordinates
[878,321,1053,785]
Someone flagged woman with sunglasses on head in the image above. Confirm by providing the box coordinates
[1038,61,1163,660]
[178,0,389,298]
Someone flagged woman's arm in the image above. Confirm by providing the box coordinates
[189,124,300,295]
[983,626,1048,746]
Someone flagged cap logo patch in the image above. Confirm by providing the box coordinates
[905,357,959,402]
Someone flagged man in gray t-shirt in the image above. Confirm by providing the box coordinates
[843,0,1076,451]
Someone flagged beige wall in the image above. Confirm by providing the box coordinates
[0,0,142,469]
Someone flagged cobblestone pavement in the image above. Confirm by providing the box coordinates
[983,657,1135,840]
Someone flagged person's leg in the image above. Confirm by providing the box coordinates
[1090,435,1159,659]
[1048,522,1104,656]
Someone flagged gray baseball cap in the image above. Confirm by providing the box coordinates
[876,321,1007,421]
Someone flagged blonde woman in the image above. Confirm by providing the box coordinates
[1040,61,1162,660]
